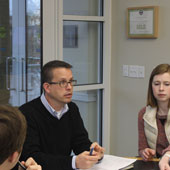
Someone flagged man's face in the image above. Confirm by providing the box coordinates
[44,68,74,109]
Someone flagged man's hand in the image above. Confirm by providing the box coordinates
[19,157,41,170]
[139,148,156,161]
[75,142,105,169]
[90,142,105,160]
[75,151,100,169]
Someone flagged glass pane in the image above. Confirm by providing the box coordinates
[63,0,103,16]
[26,0,41,101]
[0,0,41,106]
[63,21,103,85]
[72,90,102,143]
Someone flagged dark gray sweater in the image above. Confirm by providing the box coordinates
[19,97,92,170]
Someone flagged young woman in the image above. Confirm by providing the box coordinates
[138,64,170,170]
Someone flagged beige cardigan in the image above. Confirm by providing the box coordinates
[143,106,170,150]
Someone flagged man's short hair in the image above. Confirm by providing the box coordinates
[0,105,27,164]
[41,60,72,86]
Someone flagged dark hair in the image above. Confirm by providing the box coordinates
[41,60,72,86]
[147,64,170,108]
[0,105,27,164]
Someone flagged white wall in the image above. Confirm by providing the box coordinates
[110,0,170,156]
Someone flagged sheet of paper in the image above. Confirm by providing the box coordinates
[85,154,136,170]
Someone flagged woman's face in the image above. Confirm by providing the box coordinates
[152,72,170,105]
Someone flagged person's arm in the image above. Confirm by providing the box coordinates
[138,108,156,161]
[158,146,170,170]
[162,145,170,155]
[159,151,170,170]
[138,108,149,152]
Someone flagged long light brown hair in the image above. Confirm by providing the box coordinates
[147,64,170,108]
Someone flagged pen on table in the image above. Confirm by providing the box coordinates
[18,161,26,170]
[90,147,94,156]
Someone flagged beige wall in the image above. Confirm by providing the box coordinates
[110,0,170,156]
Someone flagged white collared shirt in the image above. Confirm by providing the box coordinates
[40,92,69,119]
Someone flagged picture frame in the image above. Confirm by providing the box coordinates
[127,6,159,39]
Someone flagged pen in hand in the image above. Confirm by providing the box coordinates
[90,147,94,156]
[18,161,26,170]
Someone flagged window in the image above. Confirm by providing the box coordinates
[72,90,102,142]
[63,21,103,85]
[0,0,41,106]
[43,0,111,152]
[63,0,103,145]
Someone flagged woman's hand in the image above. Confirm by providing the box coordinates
[159,153,170,170]
[139,148,156,161]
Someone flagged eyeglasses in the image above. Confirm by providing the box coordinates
[48,80,77,88]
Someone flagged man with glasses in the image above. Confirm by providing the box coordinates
[19,60,104,170]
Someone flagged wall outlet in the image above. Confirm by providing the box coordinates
[138,66,145,78]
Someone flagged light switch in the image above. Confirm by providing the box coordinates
[129,65,138,77]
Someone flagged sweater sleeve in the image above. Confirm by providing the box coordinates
[19,103,73,170]
[138,107,149,154]
[162,145,170,155]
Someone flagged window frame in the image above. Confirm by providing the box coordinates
[42,0,112,153]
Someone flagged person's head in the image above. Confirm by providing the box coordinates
[0,105,27,169]
[147,64,170,108]
[42,60,77,109]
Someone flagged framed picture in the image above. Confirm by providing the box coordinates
[63,25,78,48]
[127,6,159,39]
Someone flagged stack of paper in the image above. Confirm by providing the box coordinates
[85,154,136,170]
